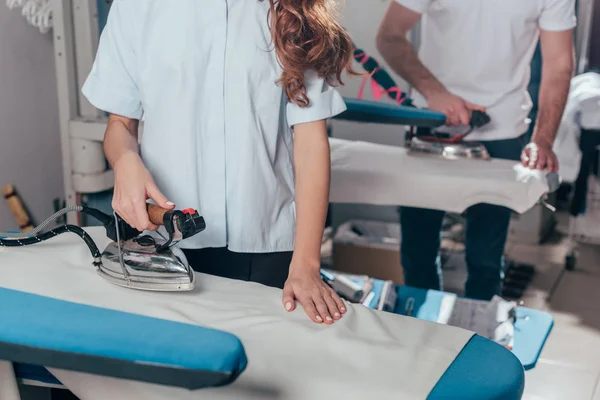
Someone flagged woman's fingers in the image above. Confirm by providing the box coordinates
[146,183,174,209]
[131,199,156,231]
[282,284,296,312]
[282,276,346,324]
[323,289,342,320]
[112,198,136,229]
[302,298,323,323]
[313,293,334,324]
[332,291,347,314]
[115,201,156,231]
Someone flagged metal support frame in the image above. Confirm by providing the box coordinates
[72,0,103,119]
[52,0,79,225]
[52,0,113,225]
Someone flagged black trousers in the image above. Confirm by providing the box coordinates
[182,248,293,289]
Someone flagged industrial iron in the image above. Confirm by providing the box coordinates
[0,204,206,292]
[406,110,493,160]
[349,41,494,161]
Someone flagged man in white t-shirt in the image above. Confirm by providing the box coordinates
[376,0,575,300]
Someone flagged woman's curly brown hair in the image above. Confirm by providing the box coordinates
[263,0,355,107]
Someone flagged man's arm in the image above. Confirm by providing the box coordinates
[523,29,574,172]
[532,29,575,148]
[376,2,485,125]
[376,3,444,101]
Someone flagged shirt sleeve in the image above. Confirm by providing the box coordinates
[539,0,577,32]
[81,0,143,119]
[286,70,347,127]
[393,0,433,14]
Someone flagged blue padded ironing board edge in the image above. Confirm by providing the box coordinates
[335,98,447,128]
[429,334,525,400]
[0,288,248,389]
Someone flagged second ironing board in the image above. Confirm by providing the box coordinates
[330,98,558,214]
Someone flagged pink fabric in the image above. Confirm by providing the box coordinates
[354,51,407,105]
[357,75,408,105]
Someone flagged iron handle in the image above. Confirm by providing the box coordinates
[147,204,169,226]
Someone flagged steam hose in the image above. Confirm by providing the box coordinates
[0,206,111,239]
[0,225,102,266]
[0,206,113,265]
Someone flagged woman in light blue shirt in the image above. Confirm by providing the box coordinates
[83,0,353,324]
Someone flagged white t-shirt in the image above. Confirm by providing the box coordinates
[395,0,576,141]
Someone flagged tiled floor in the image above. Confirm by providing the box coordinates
[497,212,600,399]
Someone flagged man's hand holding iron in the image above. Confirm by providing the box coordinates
[425,88,486,127]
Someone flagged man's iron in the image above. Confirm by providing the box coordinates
[0,204,206,292]
[406,110,492,160]
[408,137,491,160]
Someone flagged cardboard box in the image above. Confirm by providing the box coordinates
[332,220,404,285]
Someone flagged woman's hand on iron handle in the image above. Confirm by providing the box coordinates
[282,262,346,324]
[112,152,175,232]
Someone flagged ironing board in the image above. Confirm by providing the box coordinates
[8,293,525,400]
[2,227,523,400]
[9,301,525,400]
[12,284,539,396]
[12,338,525,400]
[329,99,557,214]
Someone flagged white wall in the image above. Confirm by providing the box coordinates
[0,7,63,229]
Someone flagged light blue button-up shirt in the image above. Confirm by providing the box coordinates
[82,0,347,252]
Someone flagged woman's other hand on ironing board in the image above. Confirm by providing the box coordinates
[105,114,175,232]
[426,89,486,127]
[283,264,347,325]
[282,120,346,325]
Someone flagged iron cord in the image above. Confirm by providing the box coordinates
[0,206,112,239]
[0,225,102,264]
[0,206,113,266]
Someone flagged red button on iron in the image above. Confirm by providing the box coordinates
[182,208,196,215]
